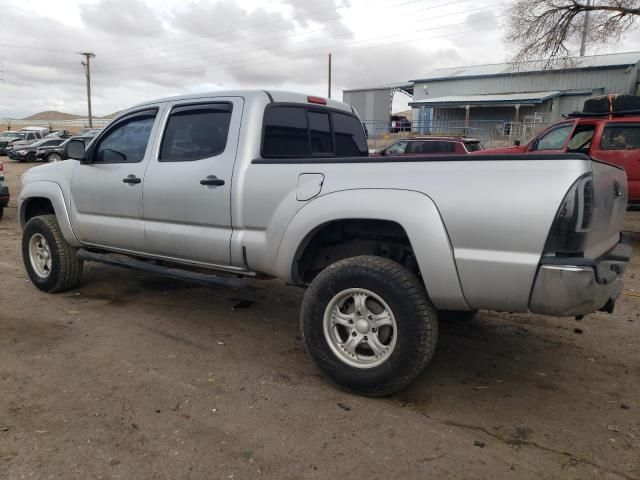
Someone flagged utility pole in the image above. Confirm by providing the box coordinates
[79,52,96,127]
[328,53,332,99]
[580,0,591,56]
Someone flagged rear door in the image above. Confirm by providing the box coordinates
[141,97,243,266]
[591,122,640,203]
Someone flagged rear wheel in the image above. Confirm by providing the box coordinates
[22,214,83,293]
[300,256,438,397]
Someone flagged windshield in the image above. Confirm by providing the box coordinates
[1,132,25,139]
[31,139,50,148]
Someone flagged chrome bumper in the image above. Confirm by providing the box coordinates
[529,234,633,317]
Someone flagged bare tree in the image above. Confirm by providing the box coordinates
[506,1,640,66]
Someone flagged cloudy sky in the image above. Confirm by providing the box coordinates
[1,0,639,118]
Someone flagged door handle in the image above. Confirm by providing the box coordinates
[122,175,142,184]
[200,175,225,186]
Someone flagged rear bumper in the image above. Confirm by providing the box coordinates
[529,234,633,317]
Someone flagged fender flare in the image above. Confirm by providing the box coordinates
[19,181,81,247]
[275,189,469,311]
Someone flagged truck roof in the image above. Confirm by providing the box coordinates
[130,90,353,114]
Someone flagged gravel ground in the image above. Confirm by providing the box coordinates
[1,160,639,480]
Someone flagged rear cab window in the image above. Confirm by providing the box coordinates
[463,141,482,152]
[262,104,368,158]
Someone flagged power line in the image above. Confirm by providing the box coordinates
[0,43,77,55]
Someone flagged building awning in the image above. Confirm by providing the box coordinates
[409,91,562,108]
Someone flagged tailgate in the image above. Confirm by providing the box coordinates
[584,160,628,258]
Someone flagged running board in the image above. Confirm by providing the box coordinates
[77,249,247,289]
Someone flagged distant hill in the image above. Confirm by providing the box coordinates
[22,111,85,121]
[102,111,122,119]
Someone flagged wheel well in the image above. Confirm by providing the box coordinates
[294,219,419,284]
[23,197,55,223]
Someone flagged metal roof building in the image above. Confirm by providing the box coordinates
[343,51,640,139]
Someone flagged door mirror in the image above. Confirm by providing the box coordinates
[65,139,86,161]
[379,149,386,156]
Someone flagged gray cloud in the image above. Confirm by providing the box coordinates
[79,0,165,38]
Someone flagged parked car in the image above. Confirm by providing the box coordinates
[6,130,44,153]
[390,115,411,133]
[8,138,65,162]
[77,128,102,136]
[0,161,9,219]
[21,126,49,136]
[19,90,631,396]
[479,112,640,207]
[36,132,101,163]
[0,131,41,155]
[374,136,483,156]
[46,130,72,139]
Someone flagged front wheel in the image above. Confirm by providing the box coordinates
[300,256,438,397]
[22,214,83,293]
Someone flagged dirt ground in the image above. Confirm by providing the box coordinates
[1,160,639,480]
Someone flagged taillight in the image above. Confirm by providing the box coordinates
[543,174,594,256]
[307,95,327,105]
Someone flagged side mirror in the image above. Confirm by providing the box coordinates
[514,140,521,146]
[65,139,86,161]
[380,149,386,156]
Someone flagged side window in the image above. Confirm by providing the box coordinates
[263,107,309,157]
[94,112,156,163]
[159,103,232,162]
[44,140,61,147]
[385,141,407,155]
[309,111,332,155]
[405,142,421,154]
[534,124,573,151]
[333,112,368,156]
[567,125,596,151]
[600,125,640,150]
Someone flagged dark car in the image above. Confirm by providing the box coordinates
[373,136,484,156]
[389,115,411,133]
[0,161,9,219]
[36,133,99,162]
[8,138,66,162]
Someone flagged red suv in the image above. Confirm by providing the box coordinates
[374,136,483,156]
[480,115,640,207]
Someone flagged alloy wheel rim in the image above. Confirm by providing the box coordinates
[29,233,52,279]
[322,288,397,369]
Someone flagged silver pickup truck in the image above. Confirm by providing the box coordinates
[19,90,632,396]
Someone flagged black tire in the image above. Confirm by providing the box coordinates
[26,152,36,163]
[300,255,438,397]
[0,207,3,220]
[22,214,83,293]
[438,310,478,322]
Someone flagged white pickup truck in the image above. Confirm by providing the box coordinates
[19,90,632,396]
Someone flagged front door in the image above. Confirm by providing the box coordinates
[69,107,162,252]
[141,97,243,266]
